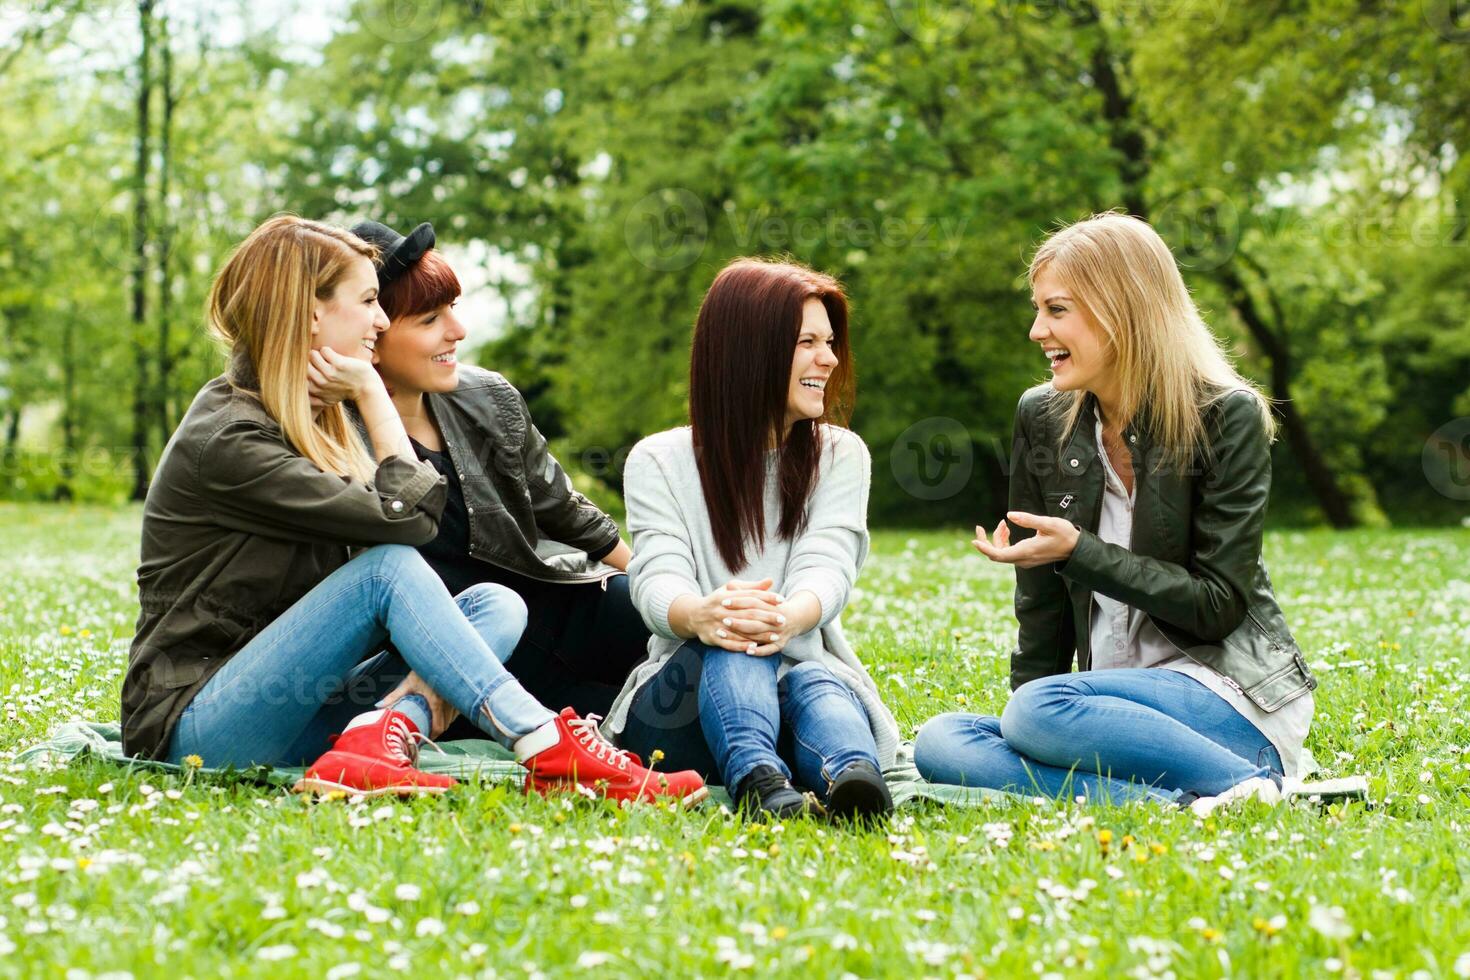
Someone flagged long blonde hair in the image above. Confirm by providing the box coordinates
[1028,212,1274,469]
[206,214,378,483]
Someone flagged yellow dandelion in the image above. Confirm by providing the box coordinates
[182,754,204,769]
[1253,915,1286,936]
[60,626,72,635]
[772,925,789,941]
[1201,928,1224,943]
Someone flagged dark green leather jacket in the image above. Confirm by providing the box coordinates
[123,360,621,760]
[123,360,448,760]
[1007,384,1317,713]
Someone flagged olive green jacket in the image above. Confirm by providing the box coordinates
[1007,384,1317,713]
[121,361,448,760]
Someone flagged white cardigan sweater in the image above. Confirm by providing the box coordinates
[601,425,900,768]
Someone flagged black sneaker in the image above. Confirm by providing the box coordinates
[735,764,823,819]
[826,761,892,820]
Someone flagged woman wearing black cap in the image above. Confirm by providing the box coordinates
[123,214,705,806]
[351,219,651,729]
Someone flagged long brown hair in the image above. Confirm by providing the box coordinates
[207,214,379,482]
[689,257,855,571]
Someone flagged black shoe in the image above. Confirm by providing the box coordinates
[735,764,823,819]
[826,761,892,820]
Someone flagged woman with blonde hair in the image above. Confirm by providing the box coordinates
[122,214,705,805]
[915,213,1316,815]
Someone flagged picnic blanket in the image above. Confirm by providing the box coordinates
[16,721,1012,809]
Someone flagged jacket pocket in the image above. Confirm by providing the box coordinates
[1227,611,1314,712]
[1042,490,1082,519]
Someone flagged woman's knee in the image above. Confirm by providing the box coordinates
[780,660,842,693]
[457,582,529,637]
[1000,675,1076,757]
[355,543,429,579]
[913,712,1003,783]
[699,646,778,679]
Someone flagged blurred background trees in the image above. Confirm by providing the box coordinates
[3,0,1466,526]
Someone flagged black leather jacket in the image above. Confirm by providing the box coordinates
[425,366,621,584]
[1007,384,1317,713]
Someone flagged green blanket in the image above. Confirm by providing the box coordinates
[16,721,1011,809]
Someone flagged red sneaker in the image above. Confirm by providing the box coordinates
[292,709,457,798]
[519,708,708,806]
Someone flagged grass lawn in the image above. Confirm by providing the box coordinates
[1,502,1468,977]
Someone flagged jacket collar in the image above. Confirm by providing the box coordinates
[226,349,262,393]
[1058,393,1101,478]
[1063,391,1156,465]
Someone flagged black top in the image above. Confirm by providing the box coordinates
[409,437,616,600]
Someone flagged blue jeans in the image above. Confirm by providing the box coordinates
[619,641,880,801]
[163,544,555,767]
[913,668,1283,804]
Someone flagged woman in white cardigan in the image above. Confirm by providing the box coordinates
[602,258,899,819]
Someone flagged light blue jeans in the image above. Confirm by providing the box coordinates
[914,668,1283,804]
[619,641,881,801]
[163,544,555,767]
[699,646,880,798]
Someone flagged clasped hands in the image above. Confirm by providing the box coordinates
[690,578,804,657]
[971,511,1081,569]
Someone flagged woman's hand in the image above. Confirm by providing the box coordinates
[307,347,382,410]
[972,511,1080,568]
[376,672,459,738]
[723,587,829,655]
[687,578,787,654]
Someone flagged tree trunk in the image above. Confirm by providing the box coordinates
[129,0,154,502]
[155,7,175,447]
[2,406,19,475]
[1216,265,1359,528]
[1071,2,1149,218]
[55,312,77,503]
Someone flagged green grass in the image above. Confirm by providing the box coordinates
[2,503,1468,977]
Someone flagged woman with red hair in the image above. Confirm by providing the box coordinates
[602,257,900,820]
[355,220,657,732]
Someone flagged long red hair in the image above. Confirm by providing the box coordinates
[689,257,855,571]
